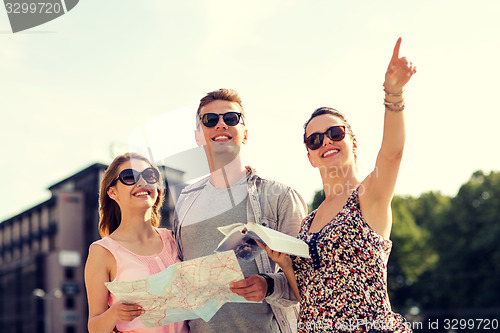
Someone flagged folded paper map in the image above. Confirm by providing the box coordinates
[215,222,310,261]
[105,251,253,327]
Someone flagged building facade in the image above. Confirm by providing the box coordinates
[0,163,184,333]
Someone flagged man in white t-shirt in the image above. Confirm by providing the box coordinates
[173,88,307,333]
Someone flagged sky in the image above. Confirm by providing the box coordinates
[1,0,499,221]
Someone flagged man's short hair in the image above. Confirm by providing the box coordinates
[196,88,244,128]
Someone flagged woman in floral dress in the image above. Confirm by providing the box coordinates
[261,38,416,333]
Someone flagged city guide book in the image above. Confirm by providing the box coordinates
[215,222,310,261]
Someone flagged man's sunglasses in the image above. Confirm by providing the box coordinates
[304,125,346,150]
[199,112,244,128]
[110,168,160,186]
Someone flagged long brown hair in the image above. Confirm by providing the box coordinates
[98,152,165,237]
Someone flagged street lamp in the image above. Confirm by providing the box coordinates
[33,288,62,333]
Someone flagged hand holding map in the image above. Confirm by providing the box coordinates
[105,251,253,327]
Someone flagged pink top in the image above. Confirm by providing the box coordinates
[93,228,189,333]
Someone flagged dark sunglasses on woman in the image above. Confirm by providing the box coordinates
[111,168,160,186]
[304,125,346,150]
[200,112,244,128]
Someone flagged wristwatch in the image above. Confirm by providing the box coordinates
[258,273,274,297]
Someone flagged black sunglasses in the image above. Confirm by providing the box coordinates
[200,112,244,128]
[304,125,346,150]
[111,168,160,186]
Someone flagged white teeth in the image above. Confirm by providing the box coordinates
[213,135,229,141]
[134,192,149,197]
[323,149,339,157]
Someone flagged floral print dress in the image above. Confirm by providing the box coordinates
[292,188,412,333]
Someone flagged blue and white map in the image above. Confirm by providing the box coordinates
[105,251,253,327]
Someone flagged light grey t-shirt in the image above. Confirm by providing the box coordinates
[180,176,279,333]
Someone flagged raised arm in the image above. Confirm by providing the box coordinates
[381,37,417,159]
[361,38,417,238]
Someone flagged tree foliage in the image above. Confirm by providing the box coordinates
[388,196,439,310]
[416,170,500,310]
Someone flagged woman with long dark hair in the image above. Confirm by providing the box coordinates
[85,152,188,333]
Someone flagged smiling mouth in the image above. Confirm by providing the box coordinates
[322,149,339,158]
[133,191,150,197]
[212,135,231,141]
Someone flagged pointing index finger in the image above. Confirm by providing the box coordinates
[391,37,402,62]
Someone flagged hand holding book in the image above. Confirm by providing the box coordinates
[256,241,293,270]
[215,222,310,261]
[256,241,301,301]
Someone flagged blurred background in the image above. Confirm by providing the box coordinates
[1,1,499,332]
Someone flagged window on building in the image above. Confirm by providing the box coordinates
[65,297,75,309]
[49,234,56,251]
[65,326,76,333]
[65,267,75,280]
